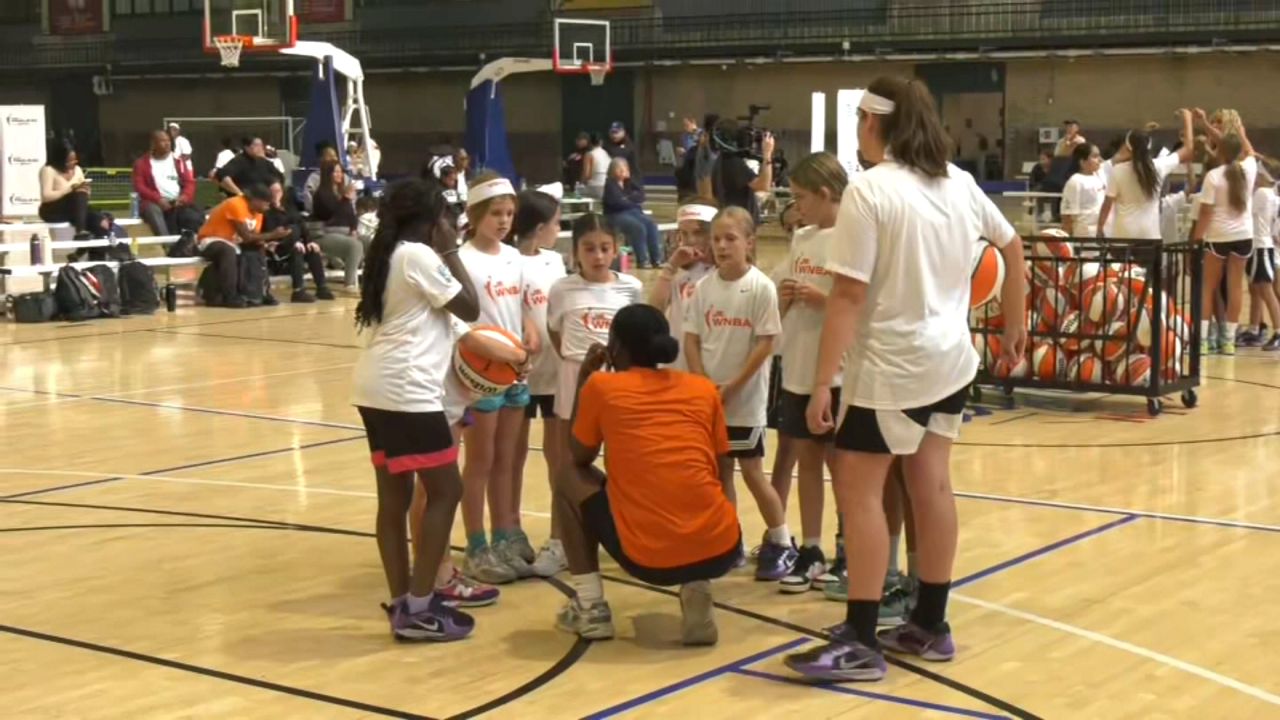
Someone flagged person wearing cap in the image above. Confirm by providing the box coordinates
[168,122,193,167]
[604,121,643,189]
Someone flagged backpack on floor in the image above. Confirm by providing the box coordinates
[83,263,121,318]
[238,247,269,306]
[54,265,102,321]
[118,261,160,315]
[6,291,57,323]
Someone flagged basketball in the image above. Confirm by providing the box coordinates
[453,325,523,396]
[1099,321,1131,362]
[1034,286,1071,330]
[1067,353,1105,384]
[1084,280,1125,324]
[1058,310,1084,352]
[970,241,1005,309]
[993,354,1029,379]
[1031,238,1073,287]
[1113,353,1153,386]
[973,331,1003,367]
[1031,342,1066,381]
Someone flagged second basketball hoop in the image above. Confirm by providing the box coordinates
[553,18,612,84]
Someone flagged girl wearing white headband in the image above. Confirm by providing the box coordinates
[786,75,1027,683]
[457,171,542,584]
[649,198,717,370]
[1097,110,1194,243]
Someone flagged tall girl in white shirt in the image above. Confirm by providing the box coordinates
[514,188,571,575]
[649,199,717,370]
[684,207,795,581]
[1245,169,1280,350]
[458,173,542,584]
[785,76,1026,682]
[548,214,644,420]
[1192,122,1258,356]
[1097,110,1195,240]
[1060,142,1105,238]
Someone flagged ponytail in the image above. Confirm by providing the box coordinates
[1126,130,1160,200]
[355,178,447,330]
[865,76,952,179]
[1218,133,1248,214]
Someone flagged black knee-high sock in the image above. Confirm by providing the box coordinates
[845,600,880,648]
[910,580,952,630]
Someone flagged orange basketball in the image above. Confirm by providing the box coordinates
[972,331,1003,367]
[1035,286,1071,330]
[1099,321,1131,362]
[1067,353,1106,384]
[993,354,1029,379]
[454,325,522,396]
[1113,353,1153,386]
[1031,342,1065,381]
[1084,280,1125,324]
[970,241,1005,309]
[1058,310,1084,353]
[1032,238,1074,287]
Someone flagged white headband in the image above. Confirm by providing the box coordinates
[429,155,455,179]
[859,91,896,115]
[466,177,515,207]
[677,204,718,223]
[535,182,563,201]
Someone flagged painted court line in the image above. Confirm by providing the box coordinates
[952,593,1280,708]
[731,667,1007,719]
[952,515,1139,588]
[954,490,1280,534]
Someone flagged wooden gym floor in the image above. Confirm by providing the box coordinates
[2,243,1280,719]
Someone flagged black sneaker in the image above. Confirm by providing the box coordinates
[262,293,280,307]
[222,296,247,309]
[1238,331,1263,348]
[291,289,316,303]
[778,545,827,594]
[1264,333,1280,352]
[315,287,336,301]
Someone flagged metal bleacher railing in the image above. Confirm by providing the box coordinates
[3,0,1279,70]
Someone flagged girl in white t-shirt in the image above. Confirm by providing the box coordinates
[351,178,492,641]
[649,199,716,370]
[684,207,793,582]
[548,214,644,420]
[785,77,1026,683]
[457,173,542,584]
[1243,167,1280,350]
[1060,142,1106,238]
[512,188,571,575]
[1192,125,1258,356]
[1097,110,1195,240]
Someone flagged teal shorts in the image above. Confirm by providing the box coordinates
[471,383,532,414]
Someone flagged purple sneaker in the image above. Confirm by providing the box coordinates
[877,621,955,661]
[755,540,799,581]
[384,596,474,642]
[784,634,887,682]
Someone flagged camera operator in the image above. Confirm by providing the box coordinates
[709,117,774,223]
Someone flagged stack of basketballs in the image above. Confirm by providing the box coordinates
[968,233,1191,388]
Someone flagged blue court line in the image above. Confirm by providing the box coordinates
[585,514,1138,718]
[952,514,1139,589]
[731,667,1008,719]
[955,492,1280,535]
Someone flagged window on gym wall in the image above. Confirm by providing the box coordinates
[113,0,199,15]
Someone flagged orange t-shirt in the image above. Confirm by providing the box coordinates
[573,368,739,568]
[198,195,262,243]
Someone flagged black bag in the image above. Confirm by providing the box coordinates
[238,247,269,306]
[53,265,102,321]
[7,292,57,323]
[118,261,160,315]
[84,263,121,317]
[167,229,198,258]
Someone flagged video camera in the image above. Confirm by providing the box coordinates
[711,104,772,160]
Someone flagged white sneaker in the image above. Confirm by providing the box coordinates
[679,580,717,646]
[531,540,568,578]
[556,597,615,640]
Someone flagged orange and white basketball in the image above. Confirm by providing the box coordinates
[1031,342,1066,381]
[1113,353,1153,386]
[970,241,1005,309]
[1032,238,1073,287]
[454,325,522,396]
[1099,320,1131,362]
[1084,280,1125,324]
[1066,353,1105,383]
[1035,286,1071,330]
[972,332,1003,367]
[1058,310,1084,352]
[993,354,1029,379]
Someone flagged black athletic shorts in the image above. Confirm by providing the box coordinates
[727,425,766,459]
[766,356,783,429]
[525,394,556,420]
[1249,248,1276,284]
[1207,240,1253,259]
[581,484,742,587]
[834,385,969,455]
[357,407,458,474]
[777,388,842,442]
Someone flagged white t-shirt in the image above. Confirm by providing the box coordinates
[780,225,842,394]
[1252,186,1277,250]
[351,242,464,413]
[149,155,182,201]
[521,248,568,394]
[213,148,235,173]
[666,262,713,371]
[459,240,526,339]
[684,265,782,427]
[443,316,479,427]
[548,272,644,362]
[1199,156,1258,243]
[588,147,610,190]
[1061,172,1106,237]
[828,160,1016,409]
[1160,191,1190,245]
[1106,153,1183,239]
[173,135,193,161]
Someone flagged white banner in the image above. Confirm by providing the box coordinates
[810,92,826,154]
[1,106,47,217]
[836,89,864,177]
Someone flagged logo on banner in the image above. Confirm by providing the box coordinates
[9,193,40,206]
[4,114,39,127]
[6,154,40,166]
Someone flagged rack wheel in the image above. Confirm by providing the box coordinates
[1181,389,1198,408]
[1147,397,1163,416]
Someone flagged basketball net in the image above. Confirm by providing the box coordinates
[586,63,607,86]
[214,36,245,68]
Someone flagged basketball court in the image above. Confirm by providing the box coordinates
[4,2,1280,719]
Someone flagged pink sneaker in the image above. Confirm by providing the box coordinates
[436,569,500,608]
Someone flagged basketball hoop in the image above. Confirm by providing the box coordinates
[585,63,608,86]
[213,35,246,68]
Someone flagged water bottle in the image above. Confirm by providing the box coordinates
[130,192,140,219]
[29,233,43,265]
[164,284,177,312]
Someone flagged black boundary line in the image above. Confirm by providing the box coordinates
[0,307,349,348]
[149,328,361,350]
[597,574,1041,720]
[2,435,366,500]
[0,516,590,720]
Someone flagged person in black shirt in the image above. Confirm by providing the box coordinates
[217,136,284,197]
[311,158,364,289]
[605,122,643,189]
[263,181,335,303]
[564,132,590,190]
[710,120,775,224]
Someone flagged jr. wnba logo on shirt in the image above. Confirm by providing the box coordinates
[581,310,614,332]
[793,256,831,278]
[523,287,548,309]
[704,307,753,330]
[485,280,521,303]
[678,280,697,300]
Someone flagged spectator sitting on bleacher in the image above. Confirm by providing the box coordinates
[311,158,365,290]
[604,157,663,268]
[263,180,335,304]
[302,141,341,214]
[168,122,193,167]
[133,129,202,237]
[39,139,108,237]
[217,136,284,198]
[605,121,643,189]
[209,137,236,180]
[197,185,291,308]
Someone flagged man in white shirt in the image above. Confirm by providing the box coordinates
[168,123,193,167]
[132,129,200,236]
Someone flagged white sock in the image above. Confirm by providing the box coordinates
[802,537,821,549]
[767,524,791,545]
[1226,322,1238,340]
[1201,320,1211,337]
[888,534,902,576]
[406,592,433,614]
[548,538,564,552]
[572,572,604,604]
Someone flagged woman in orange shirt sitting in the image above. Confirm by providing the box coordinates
[559,304,742,645]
